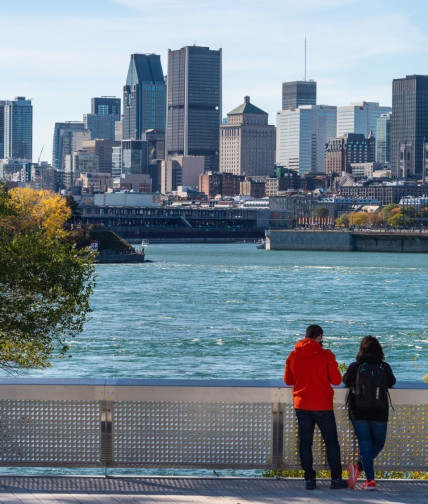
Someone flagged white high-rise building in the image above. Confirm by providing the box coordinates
[276,105,336,175]
[337,102,391,138]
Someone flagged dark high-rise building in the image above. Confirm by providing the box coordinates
[84,113,117,141]
[91,97,121,120]
[122,54,166,140]
[325,133,375,176]
[282,80,316,110]
[166,45,222,172]
[3,97,33,160]
[392,75,428,178]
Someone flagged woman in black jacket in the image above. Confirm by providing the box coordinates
[343,336,396,491]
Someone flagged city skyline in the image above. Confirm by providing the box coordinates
[1,0,428,163]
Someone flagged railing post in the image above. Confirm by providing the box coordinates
[272,401,284,470]
[100,400,113,469]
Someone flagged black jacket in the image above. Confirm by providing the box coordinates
[343,353,396,422]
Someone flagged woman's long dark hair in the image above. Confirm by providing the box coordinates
[356,335,385,360]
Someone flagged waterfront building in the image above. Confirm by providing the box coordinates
[77,172,113,193]
[337,102,391,138]
[122,54,166,140]
[282,80,316,110]
[351,162,385,180]
[199,171,222,198]
[3,97,33,160]
[113,173,152,193]
[391,75,428,179]
[240,178,266,198]
[376,113,391,164]
[220,96,275,177]
[325,133,375,176]
[166,45,222,172]
[339,181,428,205]
[276,105,336,175]
[52,122,90,171]
[91,97,121,119]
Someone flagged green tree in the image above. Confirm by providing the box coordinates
[0,186,96,370]
[335,214,349,227]
[348,211,371,227]
[312,206,329,218]
[381,204,400,224]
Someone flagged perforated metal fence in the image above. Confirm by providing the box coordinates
[0,379,426,470]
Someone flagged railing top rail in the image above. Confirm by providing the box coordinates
[0,377,426,389]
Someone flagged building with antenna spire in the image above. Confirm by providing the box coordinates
[281,80,316,111]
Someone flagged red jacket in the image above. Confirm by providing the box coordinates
[284,338,342,410]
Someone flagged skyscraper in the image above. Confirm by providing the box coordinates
[392,75,428,178]
[3,97,33,160]
[220,96,275,176]
[166,45,222,172]
[281,81,316,111]
[91,97,121,120]
[276,105,336,174]
[0,101,5,159]
[122,54,166,140]
[52,122,90,171]
[336,102,391,138]
[376,113,392,164]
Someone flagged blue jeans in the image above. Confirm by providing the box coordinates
[295,409,343,481]
[352,420,387,481]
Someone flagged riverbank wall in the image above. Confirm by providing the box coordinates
[266,229,428,252]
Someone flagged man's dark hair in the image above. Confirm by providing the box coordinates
[305,324,323,340]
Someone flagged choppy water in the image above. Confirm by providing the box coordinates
[15,243,428,383]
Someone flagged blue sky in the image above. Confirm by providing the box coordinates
[1,0,428,163]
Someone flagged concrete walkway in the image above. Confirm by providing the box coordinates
[0,476,427,504]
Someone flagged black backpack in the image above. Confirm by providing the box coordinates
[353,362,389,409]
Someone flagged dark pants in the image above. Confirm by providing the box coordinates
[352,420,387,481]
[295,409,343,481]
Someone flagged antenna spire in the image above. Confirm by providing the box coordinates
[304,37,307,81]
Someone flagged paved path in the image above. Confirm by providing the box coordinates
[0,476,427,504]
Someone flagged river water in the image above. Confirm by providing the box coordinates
[16,243,428,383]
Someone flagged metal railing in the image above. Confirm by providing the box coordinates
[0,378,427,471]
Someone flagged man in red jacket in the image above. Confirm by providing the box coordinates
[284,324,348,490]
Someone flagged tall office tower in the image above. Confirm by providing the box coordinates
[0,101,5,158]
[166,45,222,172]
[122,54,166,140]
[281,80,316,111]
[121,140,149,175]
[376,113,391,164]
[276,105,336,175]
[3,97,33,160]
[337,102,391,138]
[325,133,376,176]
[220,96,275,176]
[52,122,90,171]
[91,97,121,120]
[84,113,117,141]
[392,75,428,178]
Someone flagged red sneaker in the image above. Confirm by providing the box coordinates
[362,480,376,491]
[348,463,360,489]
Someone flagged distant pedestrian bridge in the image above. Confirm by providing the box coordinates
[0,379,426,471]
